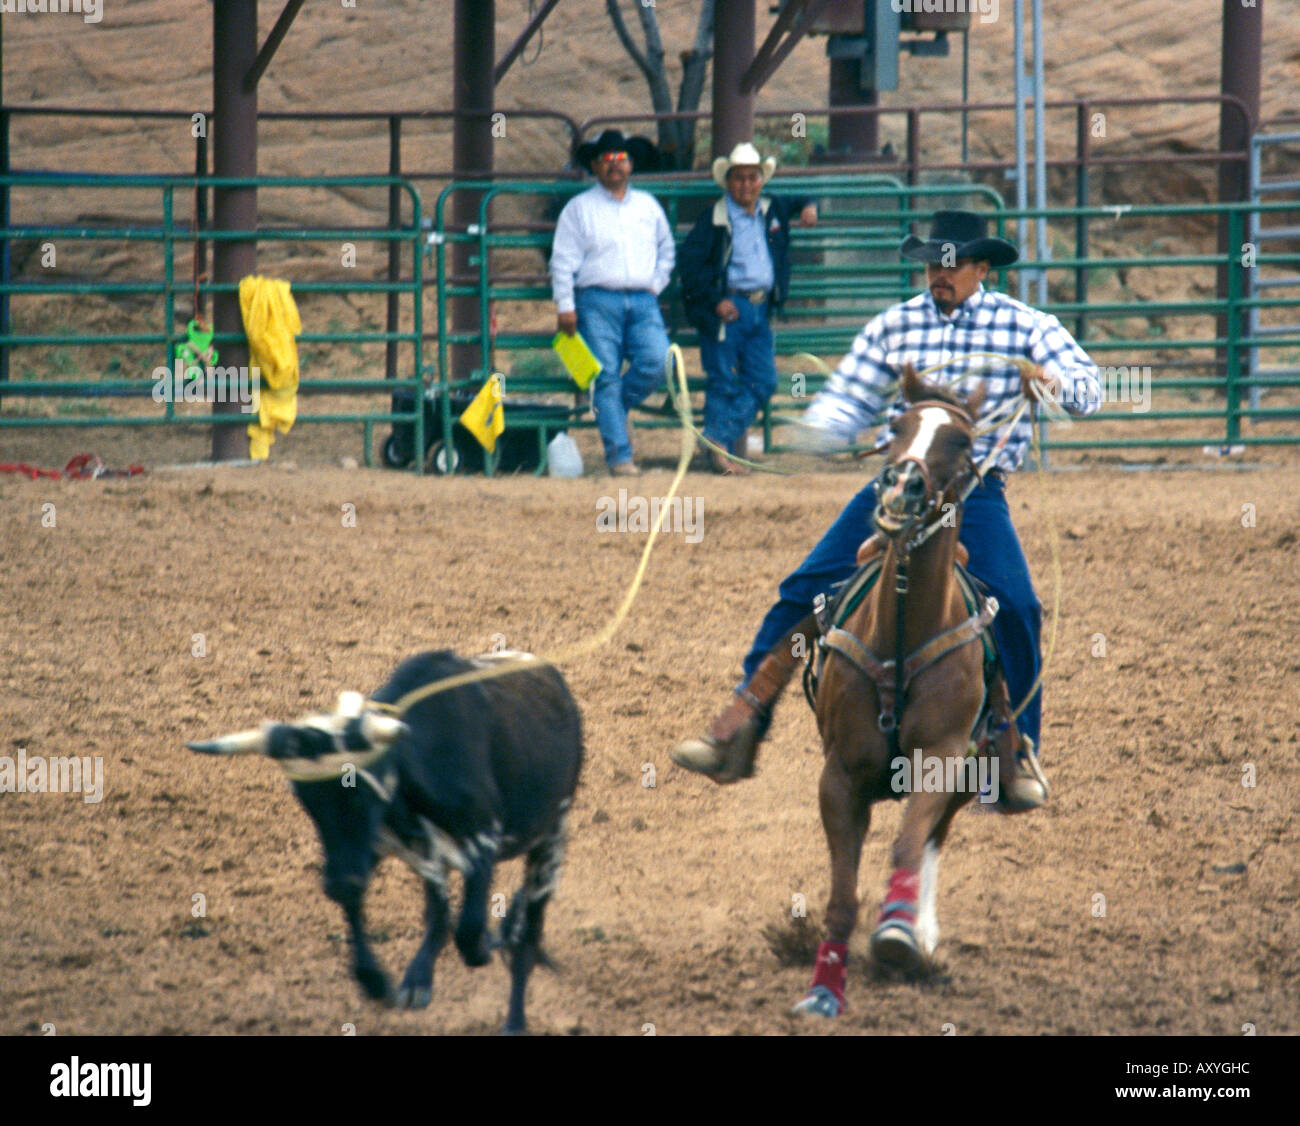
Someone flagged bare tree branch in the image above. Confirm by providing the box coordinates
[605,0,714,170]
[605,0,654,84]
[678,0,714,113]
[675,0,715,167]
[693,0,716,58]
[635,1,667,77]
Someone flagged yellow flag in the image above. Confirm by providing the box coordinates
[459,374,505,452]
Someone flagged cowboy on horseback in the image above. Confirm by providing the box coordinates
[672,210,1102,812]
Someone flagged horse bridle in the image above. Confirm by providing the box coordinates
[872,399,981,554]
[861,400,985,753]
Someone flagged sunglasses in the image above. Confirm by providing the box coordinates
[598,151,629,164]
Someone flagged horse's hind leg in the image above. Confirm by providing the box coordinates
[792,753,871,1018]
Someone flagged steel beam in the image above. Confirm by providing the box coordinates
[451,0,494,386]
[1216,0,1261,383]
[212,0,259,461]
[742,0,834,95]
[244,0,307,93]
[712,0,755,156]
[828,57,877,161]
[494,0,562,86]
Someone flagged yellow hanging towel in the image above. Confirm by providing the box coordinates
[459,374,505,452]
[239,276,301,460]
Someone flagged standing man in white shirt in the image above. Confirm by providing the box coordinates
[551,130,676,477]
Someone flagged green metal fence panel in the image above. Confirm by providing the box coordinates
[430,176,1008,472]
[430,185,1300,464]
[6,172,1299,470]
[0,173,427,470]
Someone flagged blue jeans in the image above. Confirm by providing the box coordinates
[700,294,779,452]
[575,287,670,467]
[742,474,1043,751]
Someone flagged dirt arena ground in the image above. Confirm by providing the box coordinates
[2,421,1298,1037]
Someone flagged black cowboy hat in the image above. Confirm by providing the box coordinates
[900,210,1019,268]
[573,129,661,173]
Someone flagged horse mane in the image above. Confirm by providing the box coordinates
[901,366,977,421]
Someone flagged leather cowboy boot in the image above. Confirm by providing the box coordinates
[988,675,1049,813]
[671,613,819,784]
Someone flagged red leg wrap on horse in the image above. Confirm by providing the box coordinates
[879,868,919,923]
[810,940,848,1002]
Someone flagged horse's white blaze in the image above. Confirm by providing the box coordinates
[902,407,953,463]
[916,840,940,955]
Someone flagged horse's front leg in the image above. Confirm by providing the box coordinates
[872,740,970,972]
[792,750,871,1018]
[915,789,970,956]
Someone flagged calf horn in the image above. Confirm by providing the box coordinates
[186,726,270,756]
[275,712,411,783]
[356,713,409,747]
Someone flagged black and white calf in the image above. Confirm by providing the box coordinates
[187,649,583,1034]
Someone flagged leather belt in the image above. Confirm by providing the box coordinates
[728,288,768,304]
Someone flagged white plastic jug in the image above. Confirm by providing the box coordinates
[546,431,584,478]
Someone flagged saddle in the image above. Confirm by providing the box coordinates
[802,548,1002,771]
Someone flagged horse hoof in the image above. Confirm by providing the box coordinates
[791,985,842,1019]
[871,921,922,973]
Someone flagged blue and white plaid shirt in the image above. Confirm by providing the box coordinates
[802,285,1102,473]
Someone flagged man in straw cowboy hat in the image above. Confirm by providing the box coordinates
[678,142,818,475]
[672,210,1102,811]
[551,129,676,477]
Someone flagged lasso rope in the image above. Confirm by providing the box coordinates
[374,343,698,717]
[369,347,1065,729]
[1008,398,1063,725]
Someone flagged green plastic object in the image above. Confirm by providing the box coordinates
[175,319,217,370]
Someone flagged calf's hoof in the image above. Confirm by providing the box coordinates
[395,983,433,1009]
[791,985,842,1019]
[456,930,493,968]
[870,920,922,974]
[356,965,393,1003]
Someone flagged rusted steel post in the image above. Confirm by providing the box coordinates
[1215,0,1260,390]
[211,0,258,461]
[450,0,494,384]
[712,0,756,156]
[828,57,878,162]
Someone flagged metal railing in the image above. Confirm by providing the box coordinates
[426,176,1008,470]
[1247,128,1300,412]
[0,173,427,468]
[4,94,1253,385]
[430,183,1300,465]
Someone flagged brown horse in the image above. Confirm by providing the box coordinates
[793,368,1001,1018]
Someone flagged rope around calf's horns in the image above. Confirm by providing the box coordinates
[194,345,1062,738]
